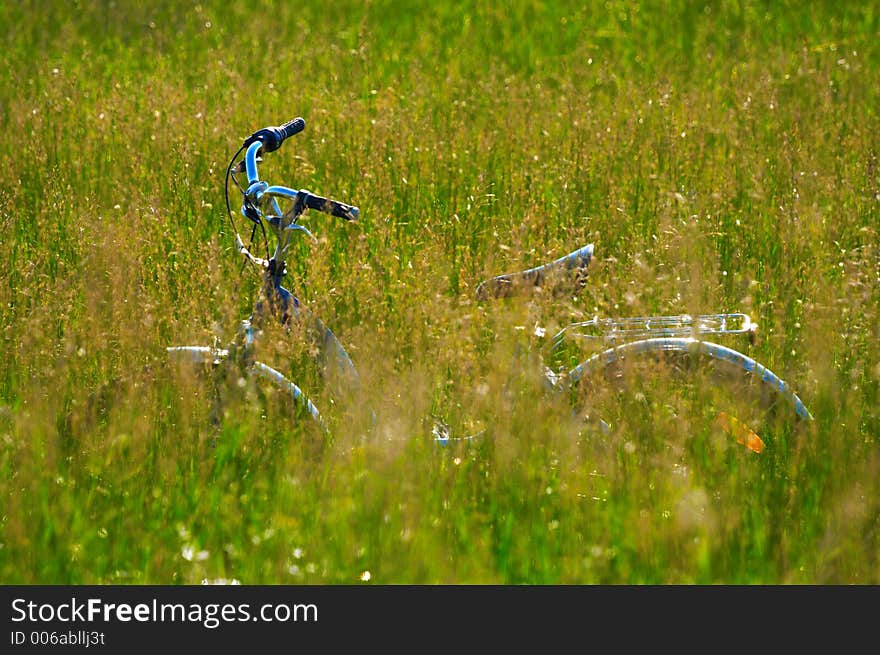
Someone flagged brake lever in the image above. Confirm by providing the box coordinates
[233,157,261,174]
[285,223,318,243]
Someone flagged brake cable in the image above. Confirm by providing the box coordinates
[224,143,271,271]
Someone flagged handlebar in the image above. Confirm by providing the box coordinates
[237,117,359,221]
[227,117,360,269]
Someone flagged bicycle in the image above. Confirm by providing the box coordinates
[167,117,360,437]
[168,117,813,456]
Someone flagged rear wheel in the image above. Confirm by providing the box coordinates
[564,338,812,457]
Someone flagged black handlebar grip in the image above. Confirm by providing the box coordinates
[327,199,359,221]
[304,192,360,221]
[279,117,305,140]
[243,117,306,154]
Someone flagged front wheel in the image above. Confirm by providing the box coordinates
[166,346,328,436]
[561,338,812,456]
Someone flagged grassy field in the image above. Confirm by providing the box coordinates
[1,0,878,584]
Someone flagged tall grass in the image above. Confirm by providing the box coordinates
[0,0,877,583]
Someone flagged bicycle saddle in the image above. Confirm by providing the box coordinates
[475,243,594,300]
